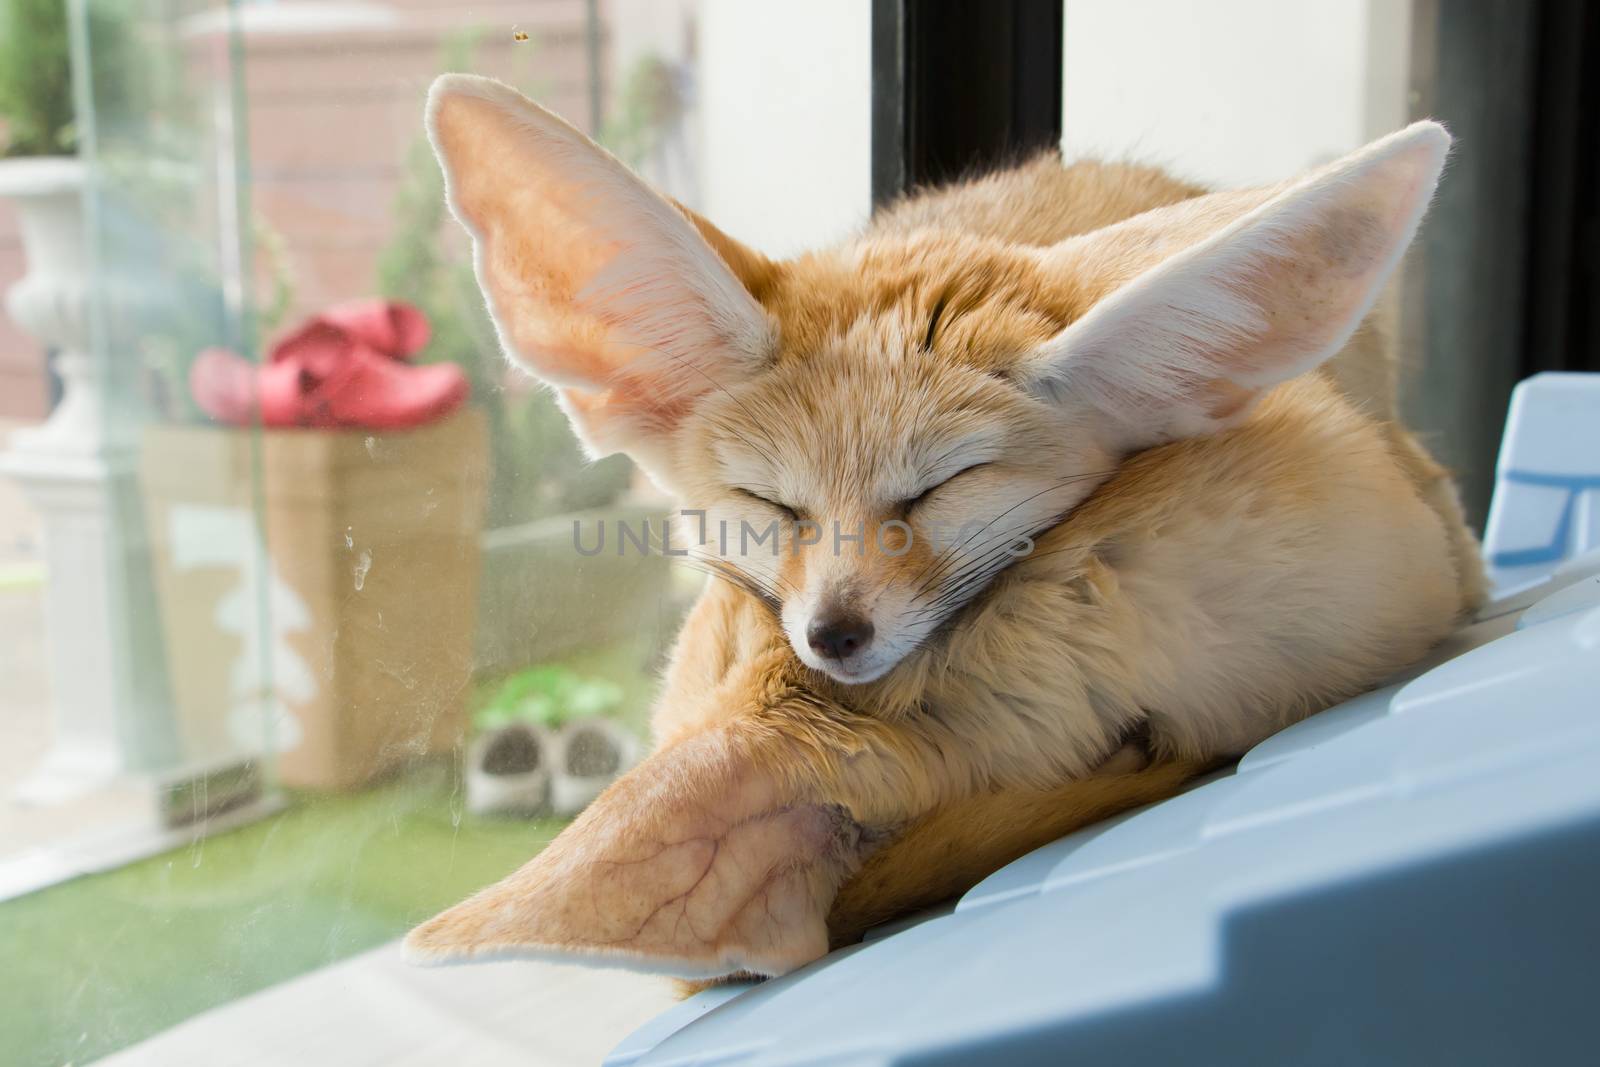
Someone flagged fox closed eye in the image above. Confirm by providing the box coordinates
[899,462,990,514]
[734,486,801,521]
[733,462,990,524]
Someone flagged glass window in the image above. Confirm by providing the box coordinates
[8,2,1532,1064]
[0,3,866,1064]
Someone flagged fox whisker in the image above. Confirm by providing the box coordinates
[912,470,1117,599]
[688,544,803,603]
[674,556,784,616]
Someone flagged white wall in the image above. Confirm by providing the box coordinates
[690,1,1406,251]
[695,0,871,257]
[1061,0,1412,188]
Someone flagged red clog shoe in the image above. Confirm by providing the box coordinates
[191,341,468,430]
[272,299,430,367]
[189,347,260,426]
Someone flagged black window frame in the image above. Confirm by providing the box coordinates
[871,0,1063,206]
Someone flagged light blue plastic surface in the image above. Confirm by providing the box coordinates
[608,374,1600,1066]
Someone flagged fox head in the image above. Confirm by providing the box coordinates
[424,74,1447,687]
[409,74,1448,978]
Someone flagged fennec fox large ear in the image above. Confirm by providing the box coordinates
[405,712,882,978]
[425,74,774,485]
[1027,122,1450,448]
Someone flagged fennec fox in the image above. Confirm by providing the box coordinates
[406,75,1484,979]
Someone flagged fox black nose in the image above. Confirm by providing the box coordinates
[807,615,875,660]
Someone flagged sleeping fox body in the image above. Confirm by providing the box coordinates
[407,75,1485,980]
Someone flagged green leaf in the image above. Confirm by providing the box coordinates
[472,662,626,733]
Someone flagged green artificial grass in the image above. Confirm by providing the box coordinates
[0,768,570,1067]
[0,632,667,1067]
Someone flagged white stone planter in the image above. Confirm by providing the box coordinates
[466,723,554,817]
[548,718,641,817]
[465,717,640,818]
[0,158,94,459]
[0,158,209,812]
[0,156,133,804]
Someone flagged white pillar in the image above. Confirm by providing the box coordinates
[0,157,176,804]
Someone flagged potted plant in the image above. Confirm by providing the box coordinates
[107,20,491,795]
[467,665,640,817]
[138,307,490,793]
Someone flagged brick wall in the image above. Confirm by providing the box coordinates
[0,1,606,420]
[240,1,601,331]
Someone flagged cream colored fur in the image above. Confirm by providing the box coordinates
[405,75,1485,981]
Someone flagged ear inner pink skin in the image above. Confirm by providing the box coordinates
[404,726,873,978]
[1030,122,1449,447]
[424,75,773,480]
